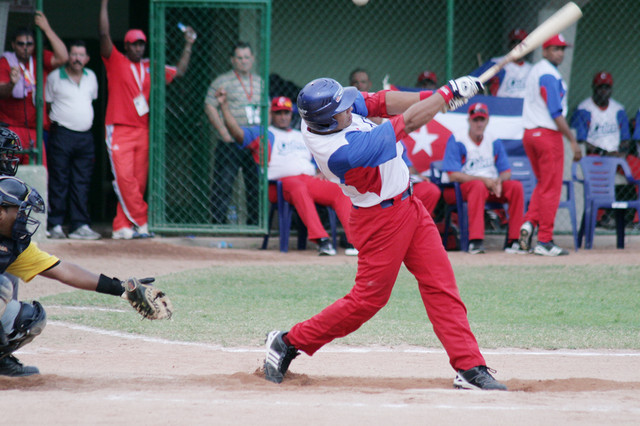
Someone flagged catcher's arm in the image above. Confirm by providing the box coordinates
[40,262,172,320]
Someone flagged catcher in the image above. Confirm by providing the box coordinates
[0,174,172,377]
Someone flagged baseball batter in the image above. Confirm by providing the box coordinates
[519,34,581,256]
[263,77,508,391]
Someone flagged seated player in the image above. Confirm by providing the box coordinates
[441,103,525,254]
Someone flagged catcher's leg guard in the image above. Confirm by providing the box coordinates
[0,300,46,360]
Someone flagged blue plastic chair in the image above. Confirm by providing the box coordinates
[508,156,579,251]
[572,157,640,249]
[261,180,338,252]
[429,161,506,252]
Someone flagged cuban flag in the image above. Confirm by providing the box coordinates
[391,84,525,173]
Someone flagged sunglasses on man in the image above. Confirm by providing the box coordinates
[15,41,34,47]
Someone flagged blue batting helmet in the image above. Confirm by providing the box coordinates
[297,78,358,133]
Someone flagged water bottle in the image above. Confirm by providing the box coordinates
[227,206,238,225]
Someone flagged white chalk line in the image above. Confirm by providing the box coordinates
[22,320,640,358]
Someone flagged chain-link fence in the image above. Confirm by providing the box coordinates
[148,0,640,236]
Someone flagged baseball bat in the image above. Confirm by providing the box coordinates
[478,2,583,84]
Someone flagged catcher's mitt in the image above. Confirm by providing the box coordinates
[122,277,173,320]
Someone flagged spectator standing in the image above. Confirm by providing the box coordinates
[99,0,196,239]
[349,68,373,92]
[45,40,100,240]
[217,91,355,256]
[472,28,531,98]
[416,70,438,90]
[0,11,68,164]
[205,42,262,226]
[442,103,525,254]
[519,34,581,256]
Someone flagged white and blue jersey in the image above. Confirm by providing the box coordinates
[570,97,630,152]
[301,92,410,208]
[522,59,567,130]
[241,125,316,180]
[441,129,510,179]
[472,58,532,98]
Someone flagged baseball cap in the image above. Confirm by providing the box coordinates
[270,96,293,112]
[593,71,613,87]
[508,28,528,41]
[543,34,569,49]
[124,29,147,44]
[417,70,438,85]
[468,102,489,119]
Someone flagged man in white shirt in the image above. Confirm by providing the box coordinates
[45,40,100,240]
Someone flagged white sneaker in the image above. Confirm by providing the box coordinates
[518,221,533,251]
[69,225,101,240]
[345,247,358,256]
[533,241,569,256]
[48,225,67,239]
[112,227,135,240]
[504,241,529,255]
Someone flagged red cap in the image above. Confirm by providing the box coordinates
[508,28,528,41]
[124,29,147,44]
[593,71,613,87]
[270,96,293,112]
[543,34,569,49]
[468,102,489,119]
[417,70,438,85]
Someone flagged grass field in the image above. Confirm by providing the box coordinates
[41,263,640,350]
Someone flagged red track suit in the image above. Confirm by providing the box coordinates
[441,131,524,241]
[288,91,486,372]
[240,125,352,240]
[521,58,568,243]
[102,48,176,230]
[0,51,55,165]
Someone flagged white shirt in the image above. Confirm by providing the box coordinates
[267,126,316,180]
[522,59,567,131]
[46,67,98,132]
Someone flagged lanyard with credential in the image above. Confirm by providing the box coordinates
[234,70,253,102]
[130,62,145,94]
[19,57,35,86]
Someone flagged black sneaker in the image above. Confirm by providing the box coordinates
[264,331,299,384]
[454,365,507,391]
[0,355,40,377]
[317,238,336,256]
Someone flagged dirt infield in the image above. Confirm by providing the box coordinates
[4,235,640,425]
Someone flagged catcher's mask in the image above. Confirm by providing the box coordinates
[0,176,44,241]
[0,126,22,176]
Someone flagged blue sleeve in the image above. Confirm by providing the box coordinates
[327,121,398,180]
[634,110,640,140]
[241,125,263,148]
[617,110,631,140]
[493,140,510,174]
[441,135,465,172]
[351,92,368,117]
[470,59,497,78]
[570,108,590,141]
[400,141,413,166]
[539,74,564,119]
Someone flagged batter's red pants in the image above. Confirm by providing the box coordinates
[106,124,149,231]
[272,175,353,241]
[523,128,564,243]
[287,194,486,372]
[412,180,441,216]
[443,180,524,241]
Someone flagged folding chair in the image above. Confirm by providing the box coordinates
[429,161,505,252]
[261,180,338,252]
[508,156,579,251]
[572,157,640,249]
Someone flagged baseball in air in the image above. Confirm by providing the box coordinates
[352,0,369,6]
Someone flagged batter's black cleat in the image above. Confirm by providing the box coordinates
[453,366,507,391]
[0,355,40,377]
[264,330,299,384]
[317,238,336,256]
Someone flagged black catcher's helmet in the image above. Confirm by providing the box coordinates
[0,127,22,176]
[0,176,44,240]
